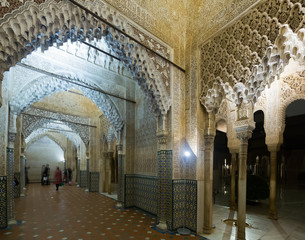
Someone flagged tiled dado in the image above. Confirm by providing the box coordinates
[79,170,87,188]
[125,174,158,215]
[89,172,99,192]
[157,150,173,229]
[0,176,7,229]
[172,179,197,232]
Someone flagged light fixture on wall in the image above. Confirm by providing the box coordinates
[177,150,191,235]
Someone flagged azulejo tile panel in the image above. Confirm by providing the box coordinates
[125,174,158,215]
[89,172,99,192]
[157,150,172,228]
[172,179,197,232]
[0,176,7,229]
[80,171,87,188]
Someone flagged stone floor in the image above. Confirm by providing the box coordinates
[1,183,305,240]
[0,183,204,240]
[200,187,305,240]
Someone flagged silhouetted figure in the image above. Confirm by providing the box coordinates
[67,168,72,185]
[41,165,45,185]
[54,166,62,191]
[44,164,50,185]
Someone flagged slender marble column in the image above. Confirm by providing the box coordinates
[268,144,279,220]
[230,150,237,210]
[203,134,215,233]
[116,144,124,208]
[85,158,90,192]
[156,129,171,230]
[236,127,253,240]
[105,152,113,194]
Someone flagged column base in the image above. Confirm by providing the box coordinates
[116,201,123,208]
[268,211,278,220]
[85,189,89,192]
[23,187,27,190]
[20,193,25,197]
[156,220,167,230]
[202,226,213,234]
[8,219,17,225]
[77,184,80,188]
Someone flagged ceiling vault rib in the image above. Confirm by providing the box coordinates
[68,0,186,73]
[16,62,136,104]
[22,112,97,128]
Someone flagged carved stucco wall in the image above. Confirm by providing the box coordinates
[7,48,124,132]
[0,0,171,115]
[200,0,305,112]
[134,85,157,176]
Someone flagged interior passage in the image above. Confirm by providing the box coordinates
[0,184,205,240]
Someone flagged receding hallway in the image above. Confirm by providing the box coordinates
[0,184,204,240]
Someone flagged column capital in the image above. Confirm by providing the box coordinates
[235,119,255,143]
[117,144,123,154]
[156,130,168,149]
[267,144,280,152]
[203,134,215,151]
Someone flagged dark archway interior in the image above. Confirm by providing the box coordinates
[282,99,305,188]
[213,129,231,206]
[248,110,269,179]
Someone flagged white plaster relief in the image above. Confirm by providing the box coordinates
[0,0,172,116]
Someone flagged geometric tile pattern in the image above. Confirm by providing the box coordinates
[13,172,20,198]
[125,174,158,215]
[172,180,197,232]
[89,172,99,192]
[0,184,204,240]
[6,147,14,222]
[157,150,172,229]
[117,155,125,205]
[79,171,87,188]
[0,176,7,229]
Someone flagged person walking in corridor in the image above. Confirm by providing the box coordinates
[54,166,62,191]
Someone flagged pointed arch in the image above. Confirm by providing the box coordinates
[0,0,171,115]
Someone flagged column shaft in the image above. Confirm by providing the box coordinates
[203,135,215,234]
[237,140,248,240]
[269,150,278,219]
[230,152,237,210]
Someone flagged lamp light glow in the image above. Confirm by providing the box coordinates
[184,151,191,157]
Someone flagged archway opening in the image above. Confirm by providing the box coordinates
[282,99,305,188]
[213,119,231,206]
[25,136,65,183]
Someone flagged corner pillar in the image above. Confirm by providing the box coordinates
[156,114,171,230]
